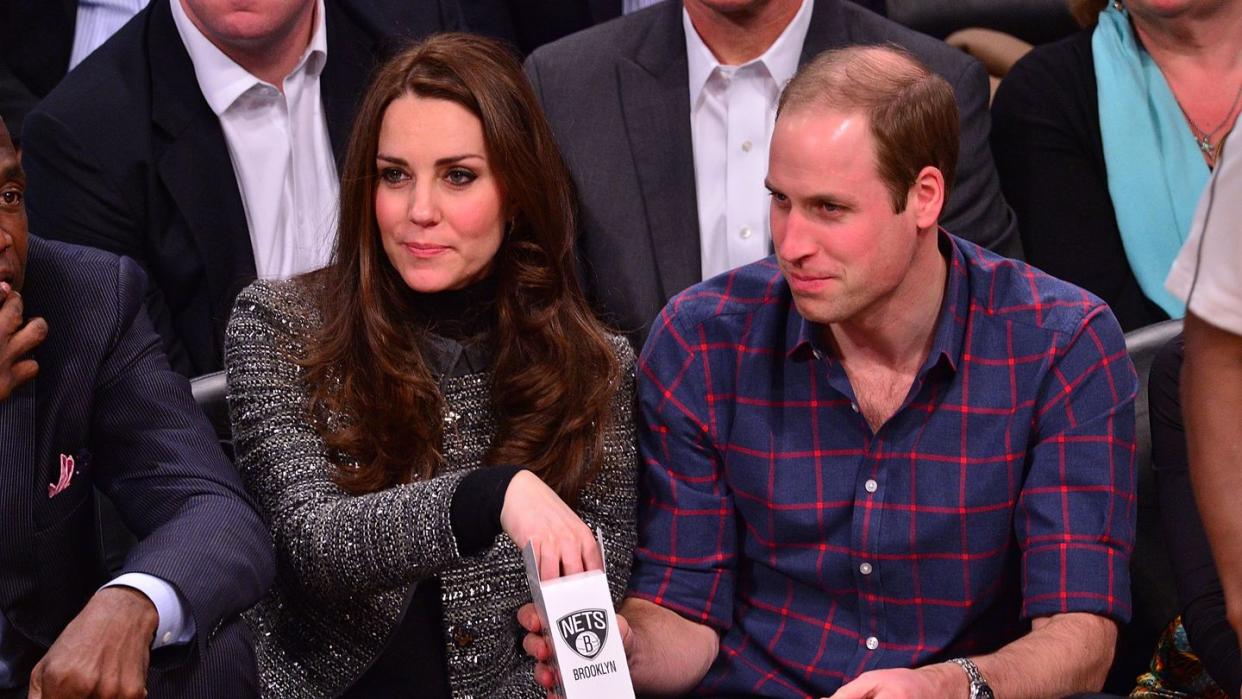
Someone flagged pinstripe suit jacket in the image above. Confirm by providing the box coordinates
[0,236,274,689]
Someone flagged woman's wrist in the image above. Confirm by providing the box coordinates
[450,465,525,555]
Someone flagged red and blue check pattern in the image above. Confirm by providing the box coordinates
[629,234,1138,698]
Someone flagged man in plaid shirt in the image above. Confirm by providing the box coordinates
[522,44,1136,698]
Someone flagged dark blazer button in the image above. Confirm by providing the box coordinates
[451,625,476,648]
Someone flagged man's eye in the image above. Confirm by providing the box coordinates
[0,189,22,207]
[769,191,789,205]
[446,168,477,186]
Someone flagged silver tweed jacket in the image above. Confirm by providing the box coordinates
[224,279,639,698]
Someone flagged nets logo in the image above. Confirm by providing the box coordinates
[556,609,609,660]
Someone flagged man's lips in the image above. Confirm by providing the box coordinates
[786,271,834,293]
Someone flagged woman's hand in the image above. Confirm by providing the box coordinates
[500,470,603,580]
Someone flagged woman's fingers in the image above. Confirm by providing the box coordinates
[540,541,561,581]
[583,532,605,572]
[501,470,606,580]
[522,629,551,662]
[560,536,585,577]
[517,603,543,633]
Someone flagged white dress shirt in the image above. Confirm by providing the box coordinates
[171,0,339,279]
[1166,138,1242,335]
[623,0,663,14]
[684,0,813,280]
[68,0,150,70]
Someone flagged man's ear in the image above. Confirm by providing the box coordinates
[908,165,945,231]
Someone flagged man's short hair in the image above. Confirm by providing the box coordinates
[777,44,959,213]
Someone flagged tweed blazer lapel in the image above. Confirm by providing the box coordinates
[147,0,256,349]
[618,0,702,302]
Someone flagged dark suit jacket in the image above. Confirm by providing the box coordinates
[0,0,75,141]
[20,0,463,377]
[461,0,619,56]
[0,236,274,686]
[0,0,76,140]
[525,0,1021,346]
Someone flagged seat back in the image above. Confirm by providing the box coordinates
[886,0,1078,45]
[1103,318,1183,693]
[190,370,230,446]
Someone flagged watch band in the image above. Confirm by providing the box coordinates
[949,657,993,699]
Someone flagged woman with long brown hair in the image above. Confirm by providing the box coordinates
[224,33,637,698]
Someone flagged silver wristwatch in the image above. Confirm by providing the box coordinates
[949,658,995,699]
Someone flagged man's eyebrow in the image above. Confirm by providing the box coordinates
[0,163,24,184]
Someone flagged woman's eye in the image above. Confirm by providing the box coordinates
[0,189,22,208]
[445,168,477,186]
[380,167,407,185]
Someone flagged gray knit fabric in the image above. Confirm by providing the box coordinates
[225,278,638,698]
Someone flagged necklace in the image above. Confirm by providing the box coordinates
[1176,83,1242,165]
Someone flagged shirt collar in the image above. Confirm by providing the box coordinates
[170,0,328,116]
[790,231,970,378]
[683,0,814,109]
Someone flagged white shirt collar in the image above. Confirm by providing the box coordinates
[170,0,328,116]
[683,0,813,108]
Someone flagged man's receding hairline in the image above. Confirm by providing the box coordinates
[779,44,932,116]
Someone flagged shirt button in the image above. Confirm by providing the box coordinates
[741,139,753,152]
[740,226,753,239]
[162,631,173,644]
[850,402,859,413]
[812,349,823,360]
[859,562,873,575]
[866,636,879,650]
[864,479,878,493]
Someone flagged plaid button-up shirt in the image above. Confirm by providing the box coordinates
[630,234,1137,698]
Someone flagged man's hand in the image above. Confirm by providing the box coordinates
[827,663,966,699]
[29,586,159,699]
[0,281,46,401]
[518,602,635,698]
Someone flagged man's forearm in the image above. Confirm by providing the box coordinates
[963,612,1115,698]
[621,597,719,696]
[1183,313,1242,646]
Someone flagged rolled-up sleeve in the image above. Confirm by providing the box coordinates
[1017,304,1138,623]
[629,306,737,631]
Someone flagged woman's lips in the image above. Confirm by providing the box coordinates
[402,242,449,259]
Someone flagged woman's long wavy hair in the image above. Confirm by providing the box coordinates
[300,33,620,502]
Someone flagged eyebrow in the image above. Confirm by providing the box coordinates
[0,162,23,184]
[376,153,485,167]
[764,178,852,205]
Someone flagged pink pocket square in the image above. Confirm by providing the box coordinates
[48,453,76,498]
